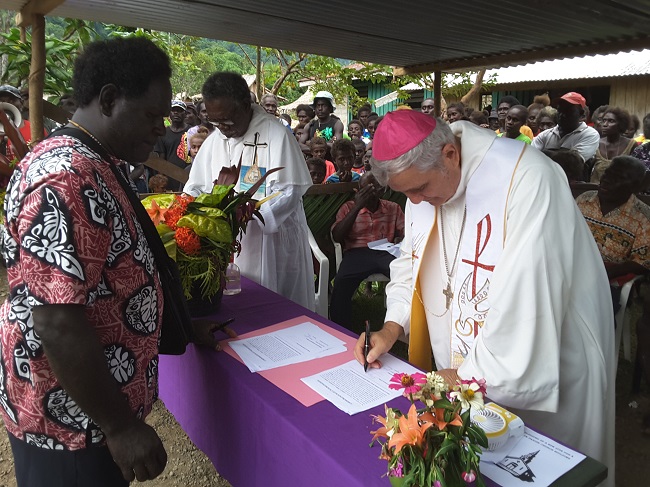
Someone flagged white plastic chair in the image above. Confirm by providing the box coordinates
[307,228,329,318]
[614,275,644,363]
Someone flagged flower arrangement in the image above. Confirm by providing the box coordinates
[142,160,281,301]
[370,372,488,487]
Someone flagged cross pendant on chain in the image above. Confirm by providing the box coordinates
[442,280,453,310]
[243,132,268,167]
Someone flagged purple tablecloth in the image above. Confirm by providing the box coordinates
[158,279,601,487]
[159,277,407,486]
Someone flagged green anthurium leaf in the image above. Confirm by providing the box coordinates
[164,238,177,261]
[196,206,227,219]
[156,223,172,235]
[176,214,232,242]
[193,184,234,207]
[141,193,176,209]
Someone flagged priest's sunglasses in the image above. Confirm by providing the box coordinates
[207,118,235,128]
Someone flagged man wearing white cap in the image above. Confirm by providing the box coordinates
[354,110,615,486]
[532,91,599,162]
[153,100,190,189]
[298,91,343,152]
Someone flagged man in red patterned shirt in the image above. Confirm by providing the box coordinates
[0,37,221,487]
[330,172,404,328]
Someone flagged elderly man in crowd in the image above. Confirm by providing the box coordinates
[532,92,600,163]
[184,72,314,310]
[0,37,223,487]
[354,110,615,486]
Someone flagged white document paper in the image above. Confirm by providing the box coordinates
[480,428,586,486]
[367,238,401,258]
[301,354,421,415]
[229,322,347,372]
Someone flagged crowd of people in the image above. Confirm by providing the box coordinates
[1,35,650,487]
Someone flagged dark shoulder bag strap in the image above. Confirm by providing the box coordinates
[53,127,193,353]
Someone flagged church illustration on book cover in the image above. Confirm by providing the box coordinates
[496,450,539,482]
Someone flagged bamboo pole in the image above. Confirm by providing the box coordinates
[29,13,46,145]
[256,46,262,102]
[434,70,442,118]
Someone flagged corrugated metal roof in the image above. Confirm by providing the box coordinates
[5,0,650,73]
[487,49,650,85]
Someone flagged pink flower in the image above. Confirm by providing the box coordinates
[462,470,477,483]
[389,459,404,478]
[433,481,442,487]
[388,372,427,396]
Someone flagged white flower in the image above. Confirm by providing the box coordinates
[449,381,485,410]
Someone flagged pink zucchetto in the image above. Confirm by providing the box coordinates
[373,110,437,161]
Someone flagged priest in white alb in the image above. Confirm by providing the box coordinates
[354,110,615,486]
[184,72,314,310]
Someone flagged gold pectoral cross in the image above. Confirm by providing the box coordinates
[443,280,453,310]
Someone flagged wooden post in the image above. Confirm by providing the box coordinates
[434,70,442,118]
[29,13,46,145]
[256,46,262,102]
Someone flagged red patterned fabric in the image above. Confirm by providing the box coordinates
[332,199,405,250]
[0,135,163,450]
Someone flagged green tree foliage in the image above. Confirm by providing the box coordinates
[0,27,79,97]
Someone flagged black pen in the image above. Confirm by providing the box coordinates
[214,318,235,332]
[364,320,370,372]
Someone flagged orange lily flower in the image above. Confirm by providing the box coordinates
[420,407,463,431]
[146,199,168,226]
[370,415,389,442]
[388,404,434,454]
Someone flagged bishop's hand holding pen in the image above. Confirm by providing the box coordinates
[354,320,403,369]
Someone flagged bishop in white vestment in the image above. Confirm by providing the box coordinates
[184,78,314,311]
[356,112,615,486]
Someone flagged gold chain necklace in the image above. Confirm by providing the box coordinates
[68,120,113,156]
[413,205,467,317]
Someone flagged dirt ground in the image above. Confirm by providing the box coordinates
[0,269,648,486]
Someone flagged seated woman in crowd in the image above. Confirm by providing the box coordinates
[536,106,558,133]
[446,102,466,123]
[591,107,638,183]
[326,139,361,183]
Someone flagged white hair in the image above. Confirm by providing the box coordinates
[370,118,456,186]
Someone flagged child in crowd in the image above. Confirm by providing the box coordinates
[326,139,361,183]
[149,174,169,193]
[295,122,307,144]
[363,148,373,172]
[352,138,366,175]
[309,137,336,180]
[366,115,382,149]
[347,119,364,140]
[306,157,327,184]
[189,131,208,161]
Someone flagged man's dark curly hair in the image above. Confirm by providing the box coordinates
[73,37,171,108]
[202,72,251,107]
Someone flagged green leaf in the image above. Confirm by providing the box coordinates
[176,214,232,243]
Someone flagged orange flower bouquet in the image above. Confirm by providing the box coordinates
[141,161,282,305]
[370,372,488,487]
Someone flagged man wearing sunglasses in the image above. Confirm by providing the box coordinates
[184,72,315,311]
